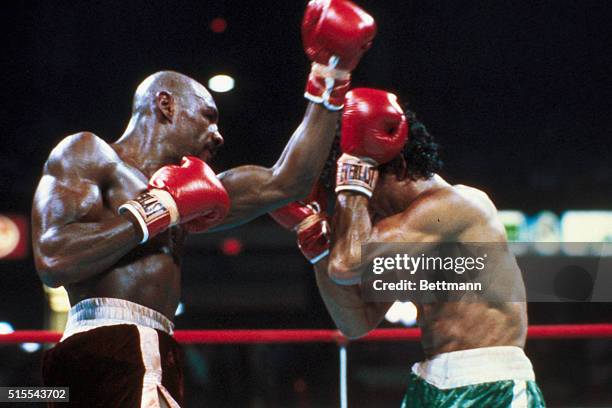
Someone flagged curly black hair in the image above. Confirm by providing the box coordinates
[319,108,443,190]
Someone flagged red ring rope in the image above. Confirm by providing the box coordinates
[1,324,611,344]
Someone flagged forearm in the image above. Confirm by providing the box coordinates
[271,103,339,198]
[315,259,389,338]
[36,216,140,287]
[328,193,373,283]
[315,259,369,337]
[212,105,338,231]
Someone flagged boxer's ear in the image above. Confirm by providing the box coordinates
[155,91,174,123]
[381,155,408,181]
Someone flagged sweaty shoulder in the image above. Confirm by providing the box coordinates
[446,184,506,242]
[377,184,506,243]
[44,132,120,182]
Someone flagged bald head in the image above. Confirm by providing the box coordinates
[121,71,222,162]
[131,71,215,116]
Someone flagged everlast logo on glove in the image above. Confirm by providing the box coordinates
[335,153,379,197]
[119,189,178,243]
[131,192,172,227]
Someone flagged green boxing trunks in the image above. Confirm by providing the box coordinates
[401,346,545,407]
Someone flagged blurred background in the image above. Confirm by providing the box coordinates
[1,0,611,406]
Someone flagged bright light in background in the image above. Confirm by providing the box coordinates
[45,285,71,312]
[21,343,41,353]
[0,321,15,334]
[385,301,417,327]
[0,215,20,258]
[530,211,562,256]
[208,75,235,93]
[561,211,612,256]
[175,302,185,316]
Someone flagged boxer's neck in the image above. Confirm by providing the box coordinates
[114,115,183,178]
[372,174,448,217]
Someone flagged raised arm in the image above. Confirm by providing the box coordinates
[207,0,376,231]
[32,133,141,287]
[326,90,494,283]
[327,89,410,283]
[213,104,338,230]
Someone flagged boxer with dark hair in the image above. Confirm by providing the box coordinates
[32,1,376,406]
[271,89,546,407]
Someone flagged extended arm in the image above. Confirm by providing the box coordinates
[213,104,338,230]
[207,0,376,231]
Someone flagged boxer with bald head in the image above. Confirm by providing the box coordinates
[271,89,546,407]
[32,1,376,406]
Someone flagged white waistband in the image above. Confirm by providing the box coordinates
[61,298,174,341]
[412,346,535,389]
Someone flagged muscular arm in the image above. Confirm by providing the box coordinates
[32,133,141,287]
[314,258,392,338]
[328,185,480,284]
[212,104,338,230]
[320,183,508,332]
[311,192,413,337]
[317,187,466,335]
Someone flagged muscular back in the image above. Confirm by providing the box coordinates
[32,133,184,318]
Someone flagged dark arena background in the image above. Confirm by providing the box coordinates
[1,1,612,407]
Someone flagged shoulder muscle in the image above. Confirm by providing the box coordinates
[372,185,502,243]
[45,132,118,182]
[34,132,116,229]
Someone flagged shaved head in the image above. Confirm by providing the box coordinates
[131,71,214,115]
[119,70,223,163]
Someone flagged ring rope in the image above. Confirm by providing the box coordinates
[1,324,611,344]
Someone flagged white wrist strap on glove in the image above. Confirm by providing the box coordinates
[304,56,351,111]
[335,153,379,198]
[118,189,179,244]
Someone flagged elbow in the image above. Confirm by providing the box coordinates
[328,255,363,286]
[279,180,312,203]
[270,166,314,202]
[337,318,376,340]
[339,326,371,340]
[37,268,65,288]
[35,256,71,288]
[292,176,315,199]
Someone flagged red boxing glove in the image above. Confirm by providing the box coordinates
[269,184,330,264]
[336,88,409,197]
[341,88,409,163]
[119,157,230,242]
[303,0,376,111]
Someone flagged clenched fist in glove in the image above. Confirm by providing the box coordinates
[119,156,230,243]
[303,0,376,111]
[336,88,409,197]
[269,183,330,264]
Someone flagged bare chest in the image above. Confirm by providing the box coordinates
[100,162,186,257]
